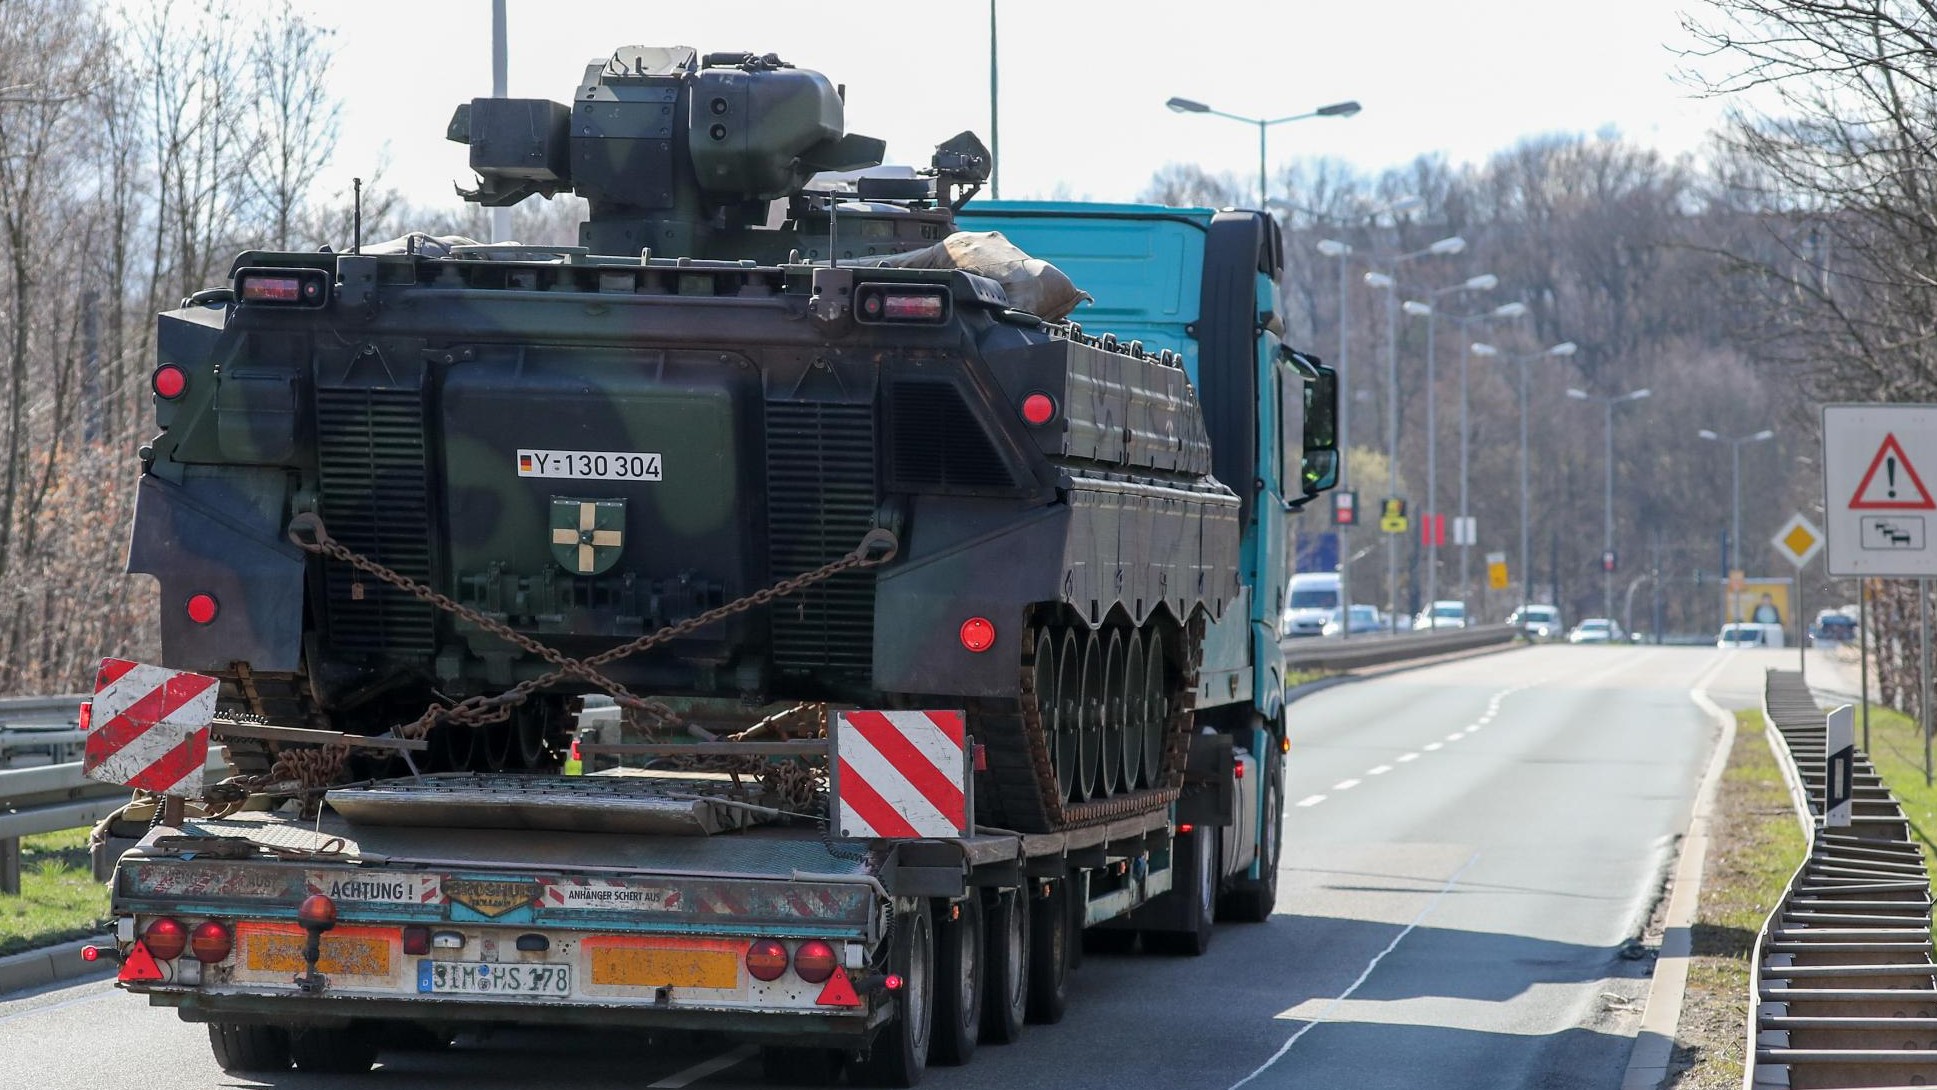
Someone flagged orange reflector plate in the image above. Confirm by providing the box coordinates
[581,936,741,989]
[815,965,863,1008]
[235,922,394,977]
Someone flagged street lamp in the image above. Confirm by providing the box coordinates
[1450,302,1529,605]
[1401,273,1498,622]
[1470,340,1578,608]
[1568,386,1653,621]
[1166,96,1362,208]
[1363,235,1465,630]
[1697,427,1777,619]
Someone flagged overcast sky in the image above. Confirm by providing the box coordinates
[294,0,1732,211]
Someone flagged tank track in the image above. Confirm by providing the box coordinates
[969,609,1202,834]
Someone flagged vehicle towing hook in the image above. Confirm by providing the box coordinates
[286,512,330,550]
[853,528,899,565]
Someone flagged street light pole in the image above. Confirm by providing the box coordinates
[1317,239,1353,636]
[1697,427,1776,620]
[1569,386,1653,620]
[1402,274,1496,621]
[1166,97,1362,207]
[1451,303,1528,605]
[1471,341,1578,609]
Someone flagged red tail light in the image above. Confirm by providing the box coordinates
[297,894,337,930]
[745,938,788,981]
[959,617,996,653]
[143,917,187,961]
[152,365,187,400]
[77,701,91,733]
[793,940,837,984]
[186,593,219,625]
[569,737,582,762]
[884,973,905,991]
[402,926,431,956]
[1021,393,1057,425]
[189,921,233,963]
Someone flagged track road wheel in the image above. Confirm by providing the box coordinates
[1220,758,1283,923]
[930,896,983,1066]
[979,889,1028,1045]
[759,1045,845,1085]
[207,1023,290,1073]
[1053,629,1080,802]
[1076,632,1101,801]
[1025,879,1071,1024]
[1100,630,1124,797]
[288,1023,379,1073]
[1145,825,1216,957]
[851,904,934,1088]
[1141,628,1168,787]
[1121,630,1146,790]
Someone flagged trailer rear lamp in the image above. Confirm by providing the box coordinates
[401,926,431,955]
[185,593,219,625]
[1233,762,1245,780]
[142,917,187,961]
[1021,393,1057,426]
[855,284,949,325]
[189,921,233,964]
[236,267,329,307]
[884,973,904,991]
[515,934,550,952]
[151,365,188,400]
[77,701,91,733]
[959,617,996,653]
[80,944,119,964]
[746,938,789,981]
[296,894,337,931]
[432,930,466,950]
[1177,823,1194,834]
[792,940,837,984]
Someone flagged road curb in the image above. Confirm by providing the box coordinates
[0,935,112,997]
[1618,676,1739,1090]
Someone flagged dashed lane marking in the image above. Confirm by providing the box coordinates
[1367,764,1393,775]
[1296,794,1327,808]
[1333,779,1361,791]
[1396,752,1419,763]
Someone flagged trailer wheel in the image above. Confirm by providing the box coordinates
[1025,879,1070,1024]
[979,889,1028,1044]
[929,895,982,1065]
[1145,825,1216,957]
[758,1045,844,1085]
[207,1023,290,1073]
[288,1023,379,1073]
[850,904,934,1087]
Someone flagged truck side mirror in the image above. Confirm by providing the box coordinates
[1284,349,1339,497]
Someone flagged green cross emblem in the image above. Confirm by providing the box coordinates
[549,498,625,576]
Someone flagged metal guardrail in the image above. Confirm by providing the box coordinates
[1746,669,1937,1088]
[0,694,87,767]
[1281,623,1519,672]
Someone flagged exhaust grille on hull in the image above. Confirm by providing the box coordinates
[765,401,876,672]
[888,380,1017,490]
[314,387,436,655]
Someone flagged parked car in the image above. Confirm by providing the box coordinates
[1810,612,1857,644]
[1281,571,1342,638]
[1507,603,1563,640]
[1568,618,1625,644]
[1322,604,1386,637]
[1412,600,1468,631]
[1718,622,1786,649]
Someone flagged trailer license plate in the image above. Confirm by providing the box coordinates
[417,960,571,996]
[517,449,661,481]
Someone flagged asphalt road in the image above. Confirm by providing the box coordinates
[0,644,1778,1090]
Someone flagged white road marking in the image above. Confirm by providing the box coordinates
[1446,732,1465,741]
[1423,742,1443,752]
[1332,779,1361,791]
[1396,752,1419,763]
[1295,794,1327,808]
[1230,852,1482,1090]
[1367,764,1393,775]
[649,1043,756,1088]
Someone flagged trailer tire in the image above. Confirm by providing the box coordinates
[1219,762,1282,923]
[207,1023,290,1073]
[930,896,982,1066]
[288,1024,379,1073]
[980,889,1028,1044]
[851,904,934,1088]
[1025,879,1070,1024]
[1145,825,1215,957]
[759,1045,844,1085]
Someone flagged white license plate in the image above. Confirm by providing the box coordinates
[517,449,662,481]
[417,960,572,996]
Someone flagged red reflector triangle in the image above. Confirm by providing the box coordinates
[118,940,163,983]
[815,965,863,1008]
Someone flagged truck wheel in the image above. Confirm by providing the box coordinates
[288,1024,379,1073]
[1145,825,1215,956]
[929,895,982,1065]
[980,889,1028,1044]
[207,1023,290,1073]
[850,904,934,1087]
[759,1045,844,1085]
[1219,766,1282,923]
[1024,879,1070,1024]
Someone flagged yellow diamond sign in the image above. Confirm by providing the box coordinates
[1771,512,1823,569]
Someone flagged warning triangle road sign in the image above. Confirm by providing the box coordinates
[1849,432,1936,510]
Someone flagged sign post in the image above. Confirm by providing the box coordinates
[1771,512,1823,677]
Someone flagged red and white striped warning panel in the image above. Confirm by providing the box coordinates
[83,658,218,797]
[832,709,969,839]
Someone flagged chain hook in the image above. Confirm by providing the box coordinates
[287,512,330,551]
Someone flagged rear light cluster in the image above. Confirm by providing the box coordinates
[855,284,949,325]
[235,267,329,308]
[743,937,839,984]
[151,364,188,400]
[142,916,232,964]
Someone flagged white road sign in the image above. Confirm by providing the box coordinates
[1822,404,1937,576]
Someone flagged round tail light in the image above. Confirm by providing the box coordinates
[959,617,996,653]
[189,921,233,963]
[142,917,187,961]
[745,938,788,982]
[152,365,188,400]
[297,894,337,930]
[185,593,219,625]
[1021,392,1057,425]
[793,940,837,984]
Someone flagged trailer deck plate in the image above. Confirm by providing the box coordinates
[236,921,394,977]
[325,772,777,836]
[584,936,741,989]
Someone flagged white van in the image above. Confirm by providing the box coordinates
[1282,572,1342,637]
[1717,622,1786,649]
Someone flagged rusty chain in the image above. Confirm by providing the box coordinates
[272,512,896,795]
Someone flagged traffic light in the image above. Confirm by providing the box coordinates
[1602,549,1617,573]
